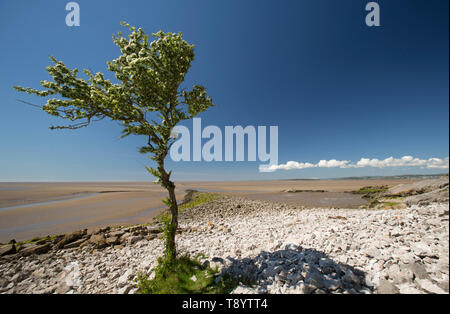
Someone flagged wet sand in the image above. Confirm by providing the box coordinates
[177,179,414,194]
[0,179,415,242]
[244,192,368,208]
[0,182,185,242]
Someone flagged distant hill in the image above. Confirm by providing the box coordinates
[281,173,449,181]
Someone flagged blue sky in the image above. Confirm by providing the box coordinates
[0,0,448,181]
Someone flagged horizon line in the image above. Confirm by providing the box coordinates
[0,173,448,184]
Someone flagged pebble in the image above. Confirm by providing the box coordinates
[0,196,448,294]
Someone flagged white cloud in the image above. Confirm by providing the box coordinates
[259,156,449,172]
[317,159,352,168]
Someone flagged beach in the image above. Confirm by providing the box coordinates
[0,179,415,242]
[0,188,448,294]
[0,177,448,294]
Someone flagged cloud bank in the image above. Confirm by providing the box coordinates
[259,156,450,172]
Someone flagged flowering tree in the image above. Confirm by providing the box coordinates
[14,22,215,263]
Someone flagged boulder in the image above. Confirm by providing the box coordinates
[130,226,147,236]
[55,230,86,249]
[89,234,107,249]
[406,261,431,280]
[146,226,162,234]
[415,279,447,294]
[108,230,125,238]
[411,242,433,258]
[128,236,143,245]
[0,243,16,256]
[117,269,134,287]
[54,282,71,294]
[94,226,110,235]
[63,238,87,249]
[20,243,51,257]
[342,269,362,286]
[35,237,50,245]
[377,279,400,294]
[105,236,119,246]
[323,278,342,291]
[118,285,132,294]
[305,272,324,289]
[51,235,65,244]
[231,284,259,294]
[10,272,26,283]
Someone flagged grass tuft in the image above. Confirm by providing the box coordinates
[179,192,220,211]
[152,192,221,225]
[352,186,389,198]
[353,186,407,209]
[137,255,254,294]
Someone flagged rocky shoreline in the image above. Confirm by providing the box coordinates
[0,191,448,294]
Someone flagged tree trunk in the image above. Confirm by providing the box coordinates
[159,162,178,263]
[166,183,178,262]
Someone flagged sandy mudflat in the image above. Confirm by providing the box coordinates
[0,182,185,242]
[0,179,415,242]
[1,195,447,294]
[177,179,415,193]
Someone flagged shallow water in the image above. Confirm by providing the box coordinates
[0,182,383,242]
[0,199,169,239]
[0,187,29,191]
[194,188,267,194]
[0,193,99,212]
[244,191,367,208]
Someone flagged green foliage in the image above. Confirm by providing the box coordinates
[14,235,58,252]
[353,185,405,209]
[137,255,255,294]
[152,192,220,263]
[179,192,220,210]
[14,21,215,180]
[362,199,402,209]
[152,192,220,225]
[19,235,58,245]
[353,186,400,209]
[14,22,216,263]
[160,213,177,263]
[382,201,401,207]
[367,199,381,208]
[352,186,389,197]
[145,166,161,182]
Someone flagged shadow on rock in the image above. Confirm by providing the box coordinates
[213,244,373,294]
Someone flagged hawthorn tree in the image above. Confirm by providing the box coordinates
[14,22,214,264]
